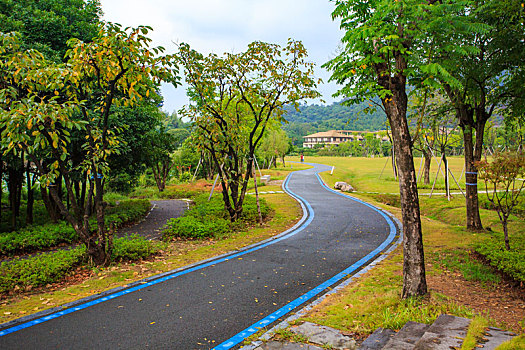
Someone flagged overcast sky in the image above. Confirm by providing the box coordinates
[100,0,344,114]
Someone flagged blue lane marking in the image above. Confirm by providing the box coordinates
[213,170,397,350]
[0,170,315,337]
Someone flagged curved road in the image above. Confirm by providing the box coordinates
[0,163,398,349]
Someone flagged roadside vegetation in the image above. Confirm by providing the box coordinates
[0,162,307,323]
[285,155,524,344]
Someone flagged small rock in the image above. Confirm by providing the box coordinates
[290,322,356,350]
[334,182,355,192]
[261,175,271,184]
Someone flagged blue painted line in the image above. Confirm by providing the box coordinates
[465,182,478,186]
[0,170,315,337]
[213,170,398,350]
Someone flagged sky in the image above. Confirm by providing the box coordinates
[99,0,344,114]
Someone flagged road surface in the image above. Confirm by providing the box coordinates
[0,163,398,349]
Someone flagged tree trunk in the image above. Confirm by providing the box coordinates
[442,149,449,198]
[253,162,263,225]
[423,150,431,185]
[26,165,34,225]
[462,124,483,231]
[93,168,109,265]
[152,163,165,192]
[7,161,24,229]
[381,81,427,299]
[41,186,59,223]
[502,217,510,250]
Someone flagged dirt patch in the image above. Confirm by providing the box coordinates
[427,269,525,333]
[267,180,284,186]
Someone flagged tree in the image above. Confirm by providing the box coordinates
[178,40,319,222]
[0,0,102,228]
[477,152,525,250]
[0,24,179,264]
[144,125,179,192]
[258,128,290,168]
[0,0,102,62]
[435,0,525,230]
[325,0,461,298]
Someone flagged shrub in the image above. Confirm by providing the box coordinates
[0,246,86,294]
[0,222,78,257]
[475,236,525,282]
[105,199,152,228]
[0,199,151,257]
[162,194,272,240]
[111,234,162,262]
[163,216,230,239]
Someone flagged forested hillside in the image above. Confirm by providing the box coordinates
[282,101,387,145]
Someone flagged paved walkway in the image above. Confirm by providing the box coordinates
[0,164,398,350]
[117,200,189,240]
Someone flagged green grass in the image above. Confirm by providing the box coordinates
[302,251,475,335]
[291,155,524,340]
[432,250,501,285]
[162,194,272,240]
[461,316,489,350]
[495,335,525,349]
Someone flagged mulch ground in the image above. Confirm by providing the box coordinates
[427,267,525,333]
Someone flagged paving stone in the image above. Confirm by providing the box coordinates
[382,321,430,350]
[413,314,470,350]
[290,322,356,350]
[358,328,396,350]
[254,340,323,350]
[476,327,516,350]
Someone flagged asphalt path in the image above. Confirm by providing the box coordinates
[0,163,398,350]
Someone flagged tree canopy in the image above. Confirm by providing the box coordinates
[178,39,320,221]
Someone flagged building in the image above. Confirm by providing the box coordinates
[302,130,389,148]
[302,130,358,148]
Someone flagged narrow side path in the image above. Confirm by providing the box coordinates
[117,199,188,239]
[0,164,399,350]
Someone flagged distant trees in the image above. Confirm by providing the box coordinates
[258,128,290,168]
[282,101,388,145]
[178,40,320,222]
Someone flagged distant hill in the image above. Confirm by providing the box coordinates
[281,101,388,145]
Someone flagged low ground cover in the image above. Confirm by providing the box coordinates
[0,199,151,257]
[163,194,272,240]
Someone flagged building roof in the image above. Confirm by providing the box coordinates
[303,130,352,138]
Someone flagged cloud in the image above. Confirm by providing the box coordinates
[100,0,344,112]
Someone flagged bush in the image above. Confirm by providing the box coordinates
[111,234,162,262]
[0,246,86,294]
[105,199,152,228]
[475,236,525,282]
[0,199,151,256]
[162,194,272,240]
[0,222,78,257]
[164,216,231,239]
